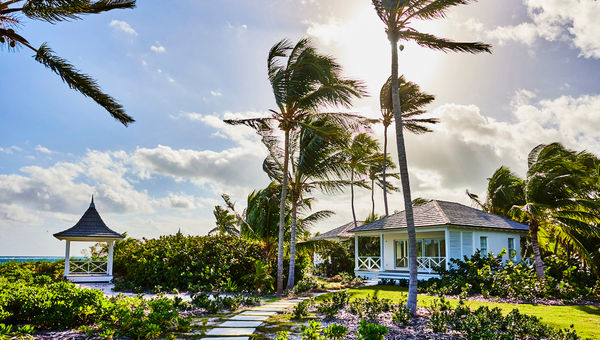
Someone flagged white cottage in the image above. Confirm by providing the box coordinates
[349,200,529,281]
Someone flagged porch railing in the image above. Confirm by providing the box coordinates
[69,260,108,275]
[357,256,381,271]
[416,257,446,273]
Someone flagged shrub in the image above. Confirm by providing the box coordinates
[294,275,319,294]
[316,300,338,319]
[349,294,393,320]
[314,241,354,277]
[292,298,313,319]
[323,323,348,340]
[317,290,350,319]
[113,234,264,292]
[355,319,388,340]
[301,320,323,340]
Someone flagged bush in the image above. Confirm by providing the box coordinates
[292,298,313,319]
[355,319,388,340]
[0,278,189,338]
[316,290,350,319]
[349,294,393,320]
[391,294,411,326]
[425,297,582,339]
[314,241,354,277]
[323,323,348,340]
[421,251,599,302]
[293,275,319,294]
[0,261,64,284]
[113,234,264,292]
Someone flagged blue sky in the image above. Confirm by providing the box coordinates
[1,0,599,255]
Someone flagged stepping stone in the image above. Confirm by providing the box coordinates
[266,302,297,307]
[206,328,256,336]
[200,337,249,340]
[251,306,287,311]
[239,310,277,316]
[229,315,270,321]
[219,321,263,328]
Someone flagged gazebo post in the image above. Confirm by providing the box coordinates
[64,240,71,277]
[107,240,114,276]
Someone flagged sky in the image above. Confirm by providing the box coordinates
[1,0,599,255]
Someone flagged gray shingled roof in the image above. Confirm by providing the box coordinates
[54,198,124,240]
[312,221,364,241]
[349,200,528,232]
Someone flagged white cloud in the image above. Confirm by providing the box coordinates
[109,20,138,36]
[210,90,222,97]
[150,42,166,53]
[35,145,53,154]
[458,0,600,58]
[0,146,22,154]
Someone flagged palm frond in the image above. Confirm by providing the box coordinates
[402,30,491,53]
[22,0,135,23]
[34,43,134,125]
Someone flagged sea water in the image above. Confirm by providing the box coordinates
[0,256,64,264]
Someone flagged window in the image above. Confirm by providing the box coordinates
[480,236,488,254]
[508,238,515,258]
[394,240,408,268]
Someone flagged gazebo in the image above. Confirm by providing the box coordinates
[54,197,124,282]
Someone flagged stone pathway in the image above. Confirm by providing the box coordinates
[201,297,309,339]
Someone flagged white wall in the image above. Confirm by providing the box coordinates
[471,229,522,262]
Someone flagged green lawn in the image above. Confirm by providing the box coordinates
[341,285,600,339]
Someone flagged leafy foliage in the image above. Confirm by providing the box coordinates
[355,319,388,340]
[349,294,393,320]
[292,298,314,319]
[421,250,600,301]
[113,234,264,292]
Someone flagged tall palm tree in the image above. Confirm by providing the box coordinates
[469,144,600,278]
[1,0,136,125]
[263,116,346,290]
[367,151,399,216]
[379,75,437,215]
[225,38,366,294]
[345,133,381,229]
[372,0,491,313]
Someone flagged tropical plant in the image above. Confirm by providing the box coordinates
[209,205,239,236]
[379,75,438,215]
[0,0,135,125]
[263,115,350,289]
[371,0,491,314]
[345,133,381,229]
[367,151,399,216]
[469,143,600,278]
[225,38,367,294]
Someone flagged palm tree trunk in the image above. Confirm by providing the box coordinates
[351,170,357,228]
[389,35,418,315]
[530,221,545,279]
[276,129,290,295]
[286,200,298,290]
[382,124,389,216]
[371,178,375,216]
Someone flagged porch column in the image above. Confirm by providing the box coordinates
[64,240,71,277]
[444,228,450,270]
[354,234,359,270]
[107,240,114,276]
[379,233,384,270]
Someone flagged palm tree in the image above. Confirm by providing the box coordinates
[1,0,135,125]
[379,75,437,215]
[225,38,366,294]
[367,152,400,216]
[372,0,491,313]
[345,133,381,229]
[209,206,239,236]
[469,144,600,278]
[263,116,346,290]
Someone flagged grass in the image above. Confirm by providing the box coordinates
[342,285,600,339]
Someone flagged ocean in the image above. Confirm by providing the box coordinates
[0,256,65,264]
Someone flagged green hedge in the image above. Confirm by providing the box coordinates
[113,234,265,291]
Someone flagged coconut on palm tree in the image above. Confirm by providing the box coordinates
[1,0,136,125]
[372,0,491,314]
[224,38,367,294]
[379,75,437,215]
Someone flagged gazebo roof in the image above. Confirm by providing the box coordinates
[54,197,124,241]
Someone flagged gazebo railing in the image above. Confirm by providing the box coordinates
[69,259,108,274]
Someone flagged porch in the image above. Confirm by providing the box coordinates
[353,229,448,280]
